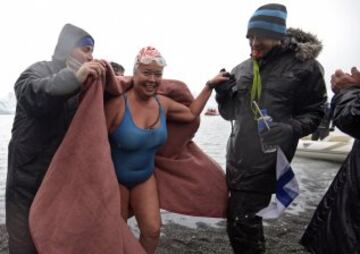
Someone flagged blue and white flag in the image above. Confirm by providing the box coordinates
[256,148,299,219]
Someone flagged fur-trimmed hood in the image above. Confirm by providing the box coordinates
[283,28,323,61]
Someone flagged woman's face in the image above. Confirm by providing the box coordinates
[133,62,163,97]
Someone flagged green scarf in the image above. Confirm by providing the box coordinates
[251,60,262,118]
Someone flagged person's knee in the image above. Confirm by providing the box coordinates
[141,221,161,239]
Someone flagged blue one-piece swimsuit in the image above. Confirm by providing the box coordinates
[109,96,167,188]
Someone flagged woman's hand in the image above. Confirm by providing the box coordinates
[206,71,230,89]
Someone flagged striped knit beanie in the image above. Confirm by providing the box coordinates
[247,3,287,40]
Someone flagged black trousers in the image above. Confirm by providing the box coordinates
[226,190,271,254]
[6,199,37,254]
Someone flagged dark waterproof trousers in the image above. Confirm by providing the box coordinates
[226,190,271,254]
[6,199,37,254]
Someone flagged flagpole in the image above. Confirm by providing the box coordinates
[252,101,270,130]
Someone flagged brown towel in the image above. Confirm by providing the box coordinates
[29,68,227,253]
[29,70,146,253]
[156,79,228,217]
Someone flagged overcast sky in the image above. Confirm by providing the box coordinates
[1,0,359,104]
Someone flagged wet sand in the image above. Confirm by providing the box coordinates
[0,216,308,254]
[157,211,311,254]
[0,199,316,254]
[0,210,311,254]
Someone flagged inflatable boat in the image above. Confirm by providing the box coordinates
[295,133,353,163]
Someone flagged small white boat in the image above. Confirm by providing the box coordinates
[295,133,354,163]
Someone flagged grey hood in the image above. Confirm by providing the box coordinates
[283,28,323,61]
[52,23,94,62]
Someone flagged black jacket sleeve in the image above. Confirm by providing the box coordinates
[332,86,360,139]
[15,62,81,117]
[288,61,327,138]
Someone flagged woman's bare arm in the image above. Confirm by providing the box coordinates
[161,72,229,122]
[104,96,125,133]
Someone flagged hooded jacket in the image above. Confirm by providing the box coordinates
[301,87,360,254]
[216,28,327,193]
[6,24,92,208]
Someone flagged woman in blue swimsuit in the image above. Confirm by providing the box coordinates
[105,46,228,253]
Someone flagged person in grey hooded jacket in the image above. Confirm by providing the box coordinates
[215,4,327,254]
[6,23,106,253]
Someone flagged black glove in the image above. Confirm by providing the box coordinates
[220,68,236,80]
[260,122,293,146]
[215,69,236,95]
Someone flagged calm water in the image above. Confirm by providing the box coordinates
[0,115,12,224]
[0,114,341,226]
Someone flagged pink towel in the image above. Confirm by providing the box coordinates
[156,79,228,217]
[29,67,227,253]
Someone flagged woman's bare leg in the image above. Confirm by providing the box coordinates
[119,184,130,221]
[130,175,161,254]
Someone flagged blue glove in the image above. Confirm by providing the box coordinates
[260,122,293,146]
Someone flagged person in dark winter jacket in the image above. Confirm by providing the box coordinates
[215,3,327,254]
[300,66,360,254]
[6,23,106,253]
